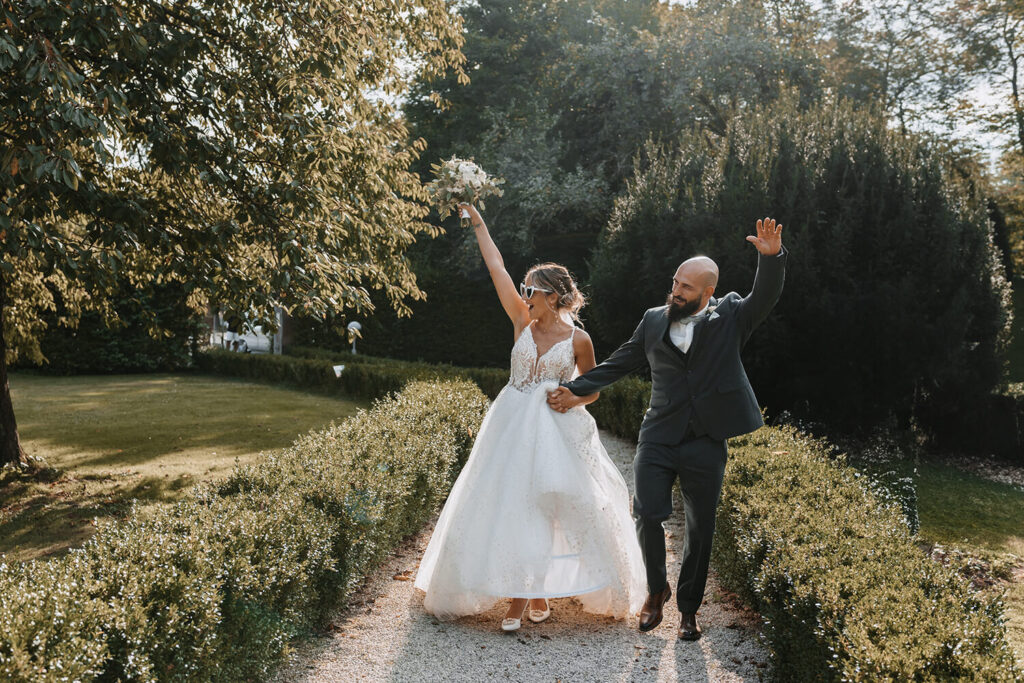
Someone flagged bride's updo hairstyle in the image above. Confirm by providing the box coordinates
[525,262,586,324]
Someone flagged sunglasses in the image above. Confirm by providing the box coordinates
[519,283,553,299]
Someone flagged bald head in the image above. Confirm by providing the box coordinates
[678,256,719,290]
[667,256,718,321]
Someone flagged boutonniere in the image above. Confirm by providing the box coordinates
[707,306,720,321]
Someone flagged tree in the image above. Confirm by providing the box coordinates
[588,99,1012,428]
[947,0,1024,159]
[813,0,969,133]
[994,150,1024,275]
[0,0,465,467]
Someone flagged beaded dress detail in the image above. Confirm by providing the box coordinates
[415,323,646,620]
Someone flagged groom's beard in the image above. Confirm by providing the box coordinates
[666,292,702,322]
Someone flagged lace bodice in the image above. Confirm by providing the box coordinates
[508,323,577,391]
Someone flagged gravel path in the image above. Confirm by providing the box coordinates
[275,431,768,682]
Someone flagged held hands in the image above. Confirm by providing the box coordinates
[746,217,783,256]
[547,386,583,413]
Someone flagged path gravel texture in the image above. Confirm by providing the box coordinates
[275,431,768,683]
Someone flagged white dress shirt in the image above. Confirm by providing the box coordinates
[668,303,709,354]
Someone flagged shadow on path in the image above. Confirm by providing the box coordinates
[275,433,767,682]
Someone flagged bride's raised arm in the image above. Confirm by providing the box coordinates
[460,203,530,334]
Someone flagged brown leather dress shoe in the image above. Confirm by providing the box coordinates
[678,612,702,641]
[638,586,672,632]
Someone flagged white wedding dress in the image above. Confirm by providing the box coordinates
[414,323,646,620]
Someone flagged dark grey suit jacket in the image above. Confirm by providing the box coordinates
[564,249,786,444]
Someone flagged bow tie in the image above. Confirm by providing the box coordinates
[675,312,705,326]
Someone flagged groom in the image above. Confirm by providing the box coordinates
[547,217,785,640]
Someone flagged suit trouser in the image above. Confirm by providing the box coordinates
[632,436,727,614]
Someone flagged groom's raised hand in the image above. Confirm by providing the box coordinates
[745,217,783,256]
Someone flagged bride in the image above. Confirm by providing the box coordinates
[414,203,645,631]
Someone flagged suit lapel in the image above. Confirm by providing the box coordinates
[685,298,718,364]
[661,323,689,365]
[650,307,670,347]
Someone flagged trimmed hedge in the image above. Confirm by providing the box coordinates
[196,348,509,401]
[192,348,1020,679]
[0,379,489,681]
[197,347,654,438]
[714,426,1020,680]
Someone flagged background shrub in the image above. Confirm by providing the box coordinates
[915,383,1024,464]
[588,99,1013,432]
[197,347,510,401]
[714,425,1020,680]
[17,281,203,375]
[198,347,650,438]
[0,379,489,682]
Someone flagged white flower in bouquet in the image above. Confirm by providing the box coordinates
[427,156,504,223]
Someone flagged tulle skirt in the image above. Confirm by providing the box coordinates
[414,381,646,620]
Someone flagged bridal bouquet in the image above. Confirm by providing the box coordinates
[426,157,504,223]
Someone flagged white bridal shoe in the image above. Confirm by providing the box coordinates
[502,602,528,632]
[528,600,551,623]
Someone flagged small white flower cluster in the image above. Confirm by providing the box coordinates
[426,156,504,221]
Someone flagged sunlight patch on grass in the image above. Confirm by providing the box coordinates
[914,458,1024,662]
[2,372,365,561]
[915,460,1024,557]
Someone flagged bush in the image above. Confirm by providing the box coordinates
[18,281,203,375]
[199,347,656,440]
[0,379,489,682]
[588,99,1013,431]
[288,249,516,368]
[197,347,510,401]
[585,376,652,441]
[714,425,1020,680]
[916,384,1024,464]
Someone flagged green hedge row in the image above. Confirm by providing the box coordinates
[196,347,654,436]
[194,348,1020,679]
[0,380,489,682]
[200,346,656,443]
[196,348,509,401]
[714,426,1020,680]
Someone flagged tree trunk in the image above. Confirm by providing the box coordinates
[0,271,27,468]
[1002,11,1024,159]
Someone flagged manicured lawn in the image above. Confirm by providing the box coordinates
[915,460,1024,661]
[1,373,364,562]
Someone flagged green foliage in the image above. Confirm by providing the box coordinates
[0,379,489,681]
[1010,282,1024,382]
[197,348,509,402]
[945,1,1024,159]
[199,346,660,437]
[0,555,110,681]
[917,384,1024,464]
[714,426,1021,680]
[18,281,202,374]
[584,376,652,441]
[0,0,467,465]
[291,257,517,367]
[404,0,823,277]
[1,0,465,360]
[589,99,1013,428]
